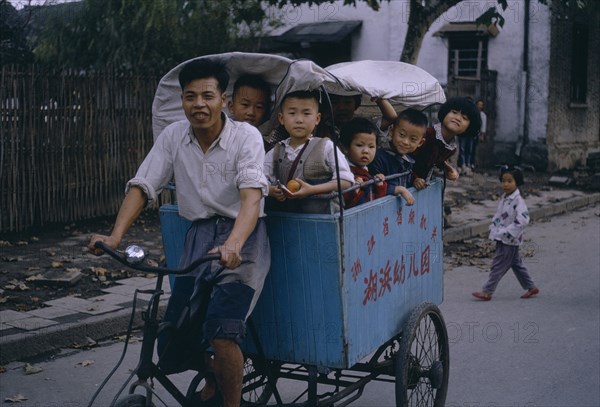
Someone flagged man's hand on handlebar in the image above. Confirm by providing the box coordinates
[88,235,120,256]
[209,243,242,269]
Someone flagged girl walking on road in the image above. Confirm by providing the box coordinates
[472,165,539,301]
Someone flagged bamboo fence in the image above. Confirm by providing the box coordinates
[0,65,159,233]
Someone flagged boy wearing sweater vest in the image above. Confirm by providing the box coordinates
[264,90,353,213]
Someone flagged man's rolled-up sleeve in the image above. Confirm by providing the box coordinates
[125,129,174,207]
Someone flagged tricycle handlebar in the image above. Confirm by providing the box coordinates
[94,241,220,275]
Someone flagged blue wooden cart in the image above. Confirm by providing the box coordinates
[159,179,449,407]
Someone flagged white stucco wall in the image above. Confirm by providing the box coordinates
[417,1,551,145]
[524,1,551,144]
[269,0,551,145]
[268,1,397,61]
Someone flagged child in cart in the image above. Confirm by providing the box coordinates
[339,117,388,209]
[368,108,429,205]
[227,74,271,128]
[411,97,481,190]
[264,89,354,214]
[472,165,539,301]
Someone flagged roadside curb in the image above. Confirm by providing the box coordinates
[0,302,167,365]
[443,192,600,243]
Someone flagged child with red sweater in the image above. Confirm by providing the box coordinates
[339,118,388,209]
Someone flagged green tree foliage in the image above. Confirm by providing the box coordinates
[0,1,34,64]
[33,0,280,72]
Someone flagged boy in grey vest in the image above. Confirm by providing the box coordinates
[264,90,354,213]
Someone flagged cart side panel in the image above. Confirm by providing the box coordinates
[247,214,347,367]
[342,180,444,367]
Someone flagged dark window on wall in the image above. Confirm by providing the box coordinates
[448,35,488,78]
[571,23,588,103]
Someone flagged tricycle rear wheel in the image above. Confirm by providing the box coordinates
[395,302,449,407]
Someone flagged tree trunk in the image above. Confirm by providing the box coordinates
[400,0,463,64]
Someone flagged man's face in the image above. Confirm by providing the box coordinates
[228,85,269,127]
[181,78,226,133]
[476,100,484,111]
[390,119,426,155]
[330,95,358,126]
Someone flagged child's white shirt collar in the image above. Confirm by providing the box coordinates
[433,123,456,150]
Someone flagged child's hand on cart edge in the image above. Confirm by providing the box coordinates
[209,244,242,269]
[87,235,120,256]
[394,186,415,206]
[413,177,429,190]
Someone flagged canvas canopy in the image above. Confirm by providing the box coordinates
[325,60,446,109]
[151,53,445,140]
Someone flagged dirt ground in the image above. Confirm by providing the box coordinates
[0,211,164,312]
[0,170,557,312]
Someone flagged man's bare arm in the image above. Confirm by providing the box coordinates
[87,186,146,255]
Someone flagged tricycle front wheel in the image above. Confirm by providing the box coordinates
[395,302,449,407]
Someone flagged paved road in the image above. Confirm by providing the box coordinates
[1,205,599,406]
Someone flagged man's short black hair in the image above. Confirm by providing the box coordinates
[339,117,378,148]
[178,59,229,92]
[394,108,428,128]
[438,97,481,137]
[500,165,525,186]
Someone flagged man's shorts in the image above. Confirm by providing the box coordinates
[177,216,270,344]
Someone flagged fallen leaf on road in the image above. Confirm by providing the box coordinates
[93,267,108,277]
[0,295,8,303]
[4,280,29,291]
[0,240,11,247]
[71,337,97,349]
[15,241,28,246]
[25,274,44,282]
[4,394,28,403]
[76,359,95,367]
[0,366,7,373]
[23,363,43,375]
[51,261,63,268]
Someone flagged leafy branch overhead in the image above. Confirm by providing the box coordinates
[18,0,282,72]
